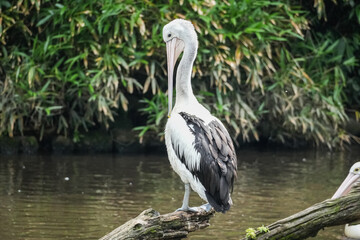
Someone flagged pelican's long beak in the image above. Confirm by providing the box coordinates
[331,172,360,199]
[166,37,184,117]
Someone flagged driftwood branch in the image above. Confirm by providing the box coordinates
[99,208,215,240]
[241,185,360,240]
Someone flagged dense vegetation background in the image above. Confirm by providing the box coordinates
[0,0,359,149]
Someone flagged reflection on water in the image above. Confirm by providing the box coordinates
[0,148,360,240]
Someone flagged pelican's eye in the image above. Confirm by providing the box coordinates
[168,33,171,38]
[354,168,360,172]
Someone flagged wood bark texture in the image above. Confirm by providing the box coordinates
[99,208,215,240]
[241,185,360,240]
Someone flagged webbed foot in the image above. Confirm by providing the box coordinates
[199,203,213,212]
[176,206,202,212]
[176,203,212,213]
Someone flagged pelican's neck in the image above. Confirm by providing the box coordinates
[175,41,198,106]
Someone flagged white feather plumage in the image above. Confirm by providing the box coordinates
[163,19,237,212]
[165,97,223,202]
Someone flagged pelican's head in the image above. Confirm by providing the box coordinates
[332,162,360,199]
[163,19,198,117]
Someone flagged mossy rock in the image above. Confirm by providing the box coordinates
[20,136,39,154]
[52,136,75,153]
[0,136,21,154]
[76,130,113,153]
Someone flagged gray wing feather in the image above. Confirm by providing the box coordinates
[177,112,237,213]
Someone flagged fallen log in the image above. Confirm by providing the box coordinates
[241,185,360,240]
[99,186,360,240]
[99,208,215,240]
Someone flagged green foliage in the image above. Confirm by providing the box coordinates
[297,0,360,147]
[257,225,269,233]
[0,0,153,138]
[0,0,359,148]
[312,0,360,113]
[245,225,269,239]
[245,228,257,239]
[133,92,167,143]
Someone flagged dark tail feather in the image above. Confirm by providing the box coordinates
[205,192,231,213]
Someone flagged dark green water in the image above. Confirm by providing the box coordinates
[1,148,359,240]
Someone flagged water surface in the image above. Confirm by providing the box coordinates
[1,148,360,239]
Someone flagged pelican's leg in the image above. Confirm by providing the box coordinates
[176,184,211,212]
[176,183,192,211]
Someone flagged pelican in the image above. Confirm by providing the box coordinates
[332,162,360,239]
[163,19,237,213]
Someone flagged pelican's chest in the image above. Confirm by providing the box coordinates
[165,112,191,141]
[165,111,203,176]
